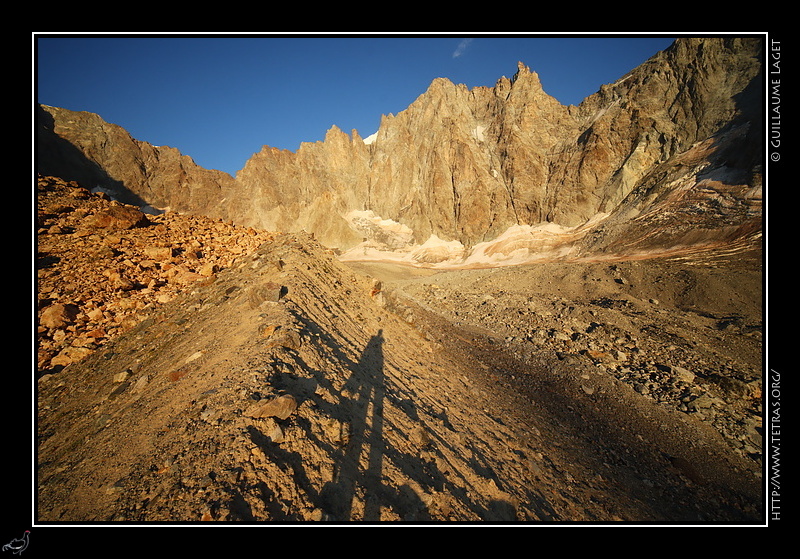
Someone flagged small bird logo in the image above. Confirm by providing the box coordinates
[2,531,29,555]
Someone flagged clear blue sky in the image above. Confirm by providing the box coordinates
[35,33,676,176]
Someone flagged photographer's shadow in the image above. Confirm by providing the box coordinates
[319,329,391,521]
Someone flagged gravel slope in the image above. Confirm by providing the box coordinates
[34,177,764,526]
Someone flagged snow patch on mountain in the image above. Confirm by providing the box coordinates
[339,211,610,268]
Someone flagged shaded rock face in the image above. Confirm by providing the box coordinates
[36,105,236,217]
[36,37,763,261]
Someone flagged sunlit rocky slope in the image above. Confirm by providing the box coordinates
[36,176,763,523]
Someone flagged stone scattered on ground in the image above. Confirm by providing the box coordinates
[34,175,764,524]
[36,175,278,375]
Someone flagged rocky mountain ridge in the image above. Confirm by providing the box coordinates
[36,37,763,265]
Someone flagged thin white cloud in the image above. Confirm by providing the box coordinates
[452,38,474,58]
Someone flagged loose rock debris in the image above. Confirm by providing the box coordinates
[35,176,764,524]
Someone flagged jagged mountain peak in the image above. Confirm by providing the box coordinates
[36,36,763,267]
[510,60,539,84]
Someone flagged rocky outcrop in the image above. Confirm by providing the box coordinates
[569,37,764,258]
[37,104,236,217]
[36,37,764,263]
